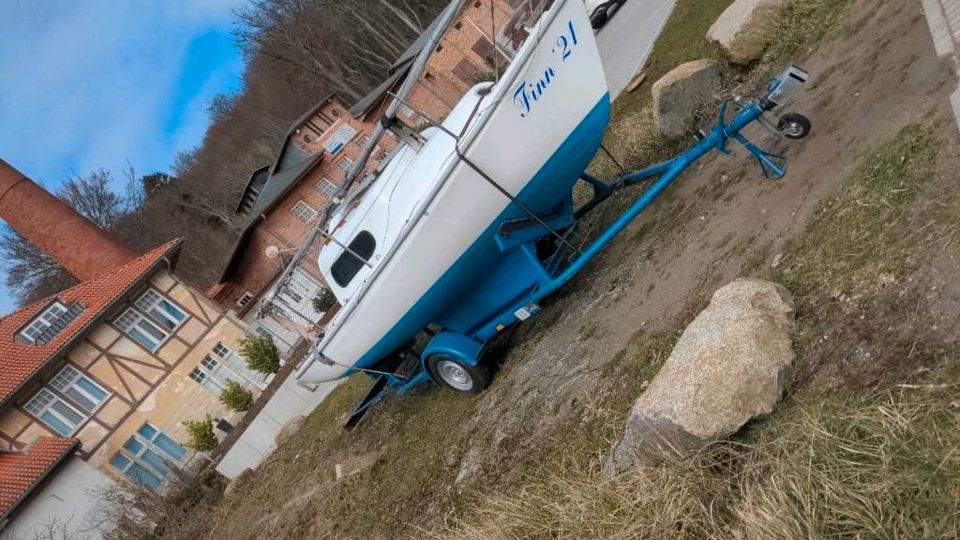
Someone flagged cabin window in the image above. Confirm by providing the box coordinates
[115,308,169,351]
[331,231,376,287]
[135,288,187,331]
[49,365,108,414]
[111,423,187,488]
[24,388,86,436]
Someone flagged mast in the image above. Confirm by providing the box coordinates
[260,0,471,317]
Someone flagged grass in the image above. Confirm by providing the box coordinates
[156,1,945,538]
[447,380,960,539]
[446,123,953,538]
[773,127,937,298]
[609,0,734,119]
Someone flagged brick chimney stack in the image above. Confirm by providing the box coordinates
[0,159,138,282]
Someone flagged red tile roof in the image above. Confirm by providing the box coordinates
[0,238,182,405]
[0,437,79,519]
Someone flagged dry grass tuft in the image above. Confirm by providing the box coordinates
[446,381,960,539]
[734,388,960,538]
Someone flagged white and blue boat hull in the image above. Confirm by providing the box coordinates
[298,0,610,383]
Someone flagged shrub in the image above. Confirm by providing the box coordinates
[312,288,337,313]
[239,335,281,374]
[219,381,254,412]
[182,417,218,452]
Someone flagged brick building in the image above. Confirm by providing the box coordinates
[206,94,399,353]
[209,0,543,347]
[351,0,536,125]
[0,161,262,538]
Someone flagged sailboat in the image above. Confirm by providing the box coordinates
[297,0,609,392]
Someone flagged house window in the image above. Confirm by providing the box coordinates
[314,178,338,198]
[115,308,169,351]
[331,231,376,287]
[189,366,223,393]
[337,157,353,174]
[18,301,80,344]
[49,365,108,414]
[236,291,254,309]
[111,423,187,489]
[24,388,85,437]
[291,200,317,222]
[337,157,354,174]
[191,342,265,394]
[212,342,267,386]
[135,289,187,331]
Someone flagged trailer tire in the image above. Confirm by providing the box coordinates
[778,113,811,139]
[426,354,491,394]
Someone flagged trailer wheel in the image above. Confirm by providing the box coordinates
[778,113,811,139]
[426,354,491,394]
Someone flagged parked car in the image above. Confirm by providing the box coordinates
[585,0,627,29]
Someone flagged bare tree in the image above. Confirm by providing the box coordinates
[235,0,449,100]
[170,149,199,178]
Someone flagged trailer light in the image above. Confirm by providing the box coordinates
[496,324,505,331]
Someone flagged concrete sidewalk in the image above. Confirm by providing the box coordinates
[922,0,960,131]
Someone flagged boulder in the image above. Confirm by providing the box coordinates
[652,59,722,138]
[707,0,786,64]
[605,278,795,475]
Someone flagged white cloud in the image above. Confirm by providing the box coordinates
[0,0,246,186]
[0,0,248,314]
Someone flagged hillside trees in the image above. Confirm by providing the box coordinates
[235,0,448,101]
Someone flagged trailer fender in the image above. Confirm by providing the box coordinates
[422,332,485,367]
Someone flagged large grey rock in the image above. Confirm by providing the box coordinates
[605,279,795,475]
[707,0,786,64]
[652,59,722,138]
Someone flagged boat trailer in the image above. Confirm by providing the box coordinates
[342,66,812,428]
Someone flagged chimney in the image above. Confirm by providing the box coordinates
[0,159,138,281]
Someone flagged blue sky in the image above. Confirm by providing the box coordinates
[0,0,248,314]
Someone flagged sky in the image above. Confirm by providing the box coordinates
[0,0,248,315]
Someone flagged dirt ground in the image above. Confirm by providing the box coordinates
[449,0,959,486]
[174,1,960,537]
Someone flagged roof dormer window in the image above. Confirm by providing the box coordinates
[17,300,83,345]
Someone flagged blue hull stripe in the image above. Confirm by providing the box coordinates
[353,93,611,370]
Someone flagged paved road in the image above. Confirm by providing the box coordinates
[594,0,677,100]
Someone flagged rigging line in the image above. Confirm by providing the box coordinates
[260,0,472,318]
[389,92,582,255]
[453,147,583,255]
[600,143,626,175]
[490,0,499,83]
